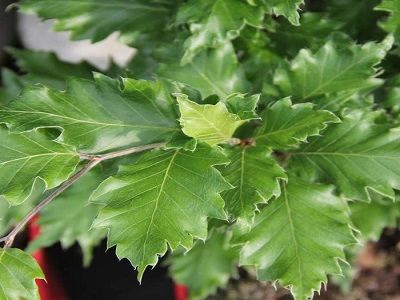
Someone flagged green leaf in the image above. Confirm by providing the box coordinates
[177,0,264,63]
[218,145,286,221]
[0,129,79,205]
[7,48,96,91]
[290,111,400,201]
[269,12,345,58]
[157,43,250,99]
[350,195,400,241]
[0,75,178,153]
[235,178,355,300]
[253,0,304,25]
[327,0,383,41]
[0,198,33,237]
[256,98,340,149]
[169,229,239,300]
[18,0,177,44]
[0,248,44,300]
[177,94,246,146]
[27,170,106,266]
[376,0,400,43]
[225,93,260,119]
[90,144,232,279]
[273,37,393,101]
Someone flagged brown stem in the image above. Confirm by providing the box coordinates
[0,142,165,248]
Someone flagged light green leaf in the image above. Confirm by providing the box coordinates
[169,229,239,300]
[350,195,400,241]
[225,93,260,119]
[235,178,355,300]
[274,37,393,101]
[0,129,79,205]
[0,75,178,153]
[252,0,304,25]
[177,94,246,146]
[256,98,340,149]
[0,248,44,300]
[376,0,400,43]
[157,43,250,99]
[177,0,264,63]
[27,170,106,266]
[219,145,286,221]
[90,144,232,279]
[290,111,400,201]
[18,0,177,44]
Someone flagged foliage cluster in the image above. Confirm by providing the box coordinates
[2,1,400,299]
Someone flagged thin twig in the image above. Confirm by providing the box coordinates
[0,142,165,248]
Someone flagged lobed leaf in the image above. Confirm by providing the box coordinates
[290,111,400,201]
[177,0,264,63]
[0,129,79,205]
[273,36,393,102]
[0,75,178,153]
[376,0,400,43]
[235,178,355,300]
[177,94,246,146]
[219,145,286,222]
[256,98,340,149]
[157,43,250,99]
[252,0,304,26]
[90,144,232,279]
[18,0,178,44]
[0,248,44,300]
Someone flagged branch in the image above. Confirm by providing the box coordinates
[0,142,165,248]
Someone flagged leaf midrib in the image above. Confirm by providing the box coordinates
[141,149,179,266]
[2,109,176,130]
[282,185,304,297]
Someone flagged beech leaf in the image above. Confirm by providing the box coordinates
[235,178,355,300]
[90,144,232,279]
[177,94,246,146]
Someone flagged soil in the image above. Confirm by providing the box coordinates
[209,228,400,300]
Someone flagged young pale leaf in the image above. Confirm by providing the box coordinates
[376,0,400,43]
[290,111,400,201]
[90,144,232,279]
[225,93,260,119]
[235,178,355,300]
[219,145,286,222]
[252,0,304,25]
[256,98,339,149]
[350,195,400,241]
[0,129,79,205]
[177,94,246,146]
[0,248,44,300]
[169,229,239,300]
[18,0,177,43]
[157,43,250,99]
[274,37,393,101]
[27,170,106,266]
[177,0,264,63]
[0,75,178,153]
